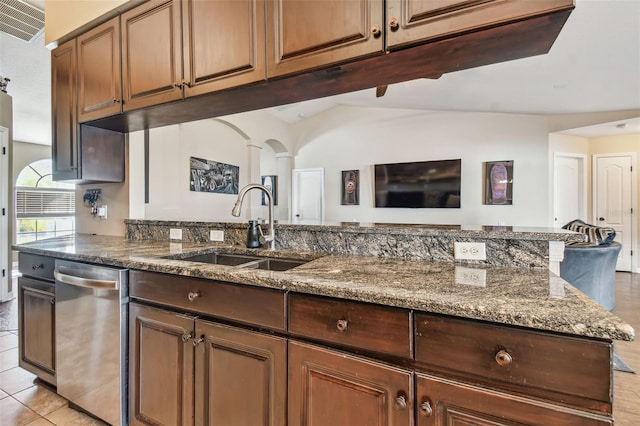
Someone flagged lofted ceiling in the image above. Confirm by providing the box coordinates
[0,0,638,145]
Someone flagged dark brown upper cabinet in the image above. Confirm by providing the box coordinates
[385,0,575,50]
[51,39,78,181]
[52,38,124,183]
[266,0,385,78]
[77,17,122,122]
[182,0,266,97]
[121,0,183,112]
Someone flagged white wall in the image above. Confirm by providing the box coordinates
[292,107,551,226]
[145,119,250,221]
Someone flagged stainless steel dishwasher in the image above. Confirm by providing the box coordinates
[54,259,128,426]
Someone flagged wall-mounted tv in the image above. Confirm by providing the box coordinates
[374,159,461,208]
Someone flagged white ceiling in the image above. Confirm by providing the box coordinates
[0,0,638,145]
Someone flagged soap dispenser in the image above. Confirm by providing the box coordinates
[246,220,261,248]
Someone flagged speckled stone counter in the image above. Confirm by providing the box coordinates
[125,220,586,268]
[13,234,633,342]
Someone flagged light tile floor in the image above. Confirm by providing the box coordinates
[0,284,107,425]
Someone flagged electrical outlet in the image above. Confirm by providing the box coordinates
[210,230,224,242]
[454,242,487,260]
[455,266,487,287]
[97,205,108,219]
[169,228,182,240]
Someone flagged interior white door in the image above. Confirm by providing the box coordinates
[0,127,10,301]
[594,154,633,272]
[292,168,324,223]
[553,153,587,228]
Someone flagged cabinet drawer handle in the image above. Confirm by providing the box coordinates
[394,394,407,410]
[371,25,381,38]
[495,349,513,366]
[419,400,433,417]
[32,263,44,270]
[187,291,201,302]
[336,319,348,332]
[389,17,399,31]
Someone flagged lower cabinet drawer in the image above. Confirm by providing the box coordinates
[414,313,612,403]
[19,252,55,281]
[289,293,412,358]
[129,270,286,331]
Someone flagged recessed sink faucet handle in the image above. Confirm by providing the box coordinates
[232,183,275,250]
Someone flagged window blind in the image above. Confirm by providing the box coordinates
[16,188,75,218]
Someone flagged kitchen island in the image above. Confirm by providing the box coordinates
[13,233,634,425]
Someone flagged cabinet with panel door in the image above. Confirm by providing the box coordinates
[128,271,287,426]
[266,0,574,78]
[77,17,122,122]
[126,268,613,426]
[51,34,125,183]
[266,0,385,77]
[17,253,56,386]
[121,0,266,111]
[385,0,574,50]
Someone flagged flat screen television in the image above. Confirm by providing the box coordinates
[374,159,461,208]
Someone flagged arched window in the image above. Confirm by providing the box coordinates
[15,159,75,243]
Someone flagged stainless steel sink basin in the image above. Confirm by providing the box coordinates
[168,252,309,271]
[241,258,309,271]
[178,253,262,266]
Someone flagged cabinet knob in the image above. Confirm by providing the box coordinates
[336,319,348,332]
[187,291,201,302]
[181,333,193,343]
[389,17,399,31]
[495,349,513,366]
[394,394,407,410]
[173,82,183,89]
[419,400,433,417]
[193,336,205,347]
[50,297,55,305]
[32,263,43,270]
[371,25,381,38]
[182,80,193,88]
[598,217,605,221]
[113,98,121,104]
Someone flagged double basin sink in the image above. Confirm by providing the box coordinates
[170,252,309,271]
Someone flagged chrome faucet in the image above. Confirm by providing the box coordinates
[232,184,275,250]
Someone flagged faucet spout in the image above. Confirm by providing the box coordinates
[231,184,275,250]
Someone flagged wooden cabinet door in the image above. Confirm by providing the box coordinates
[386,0,574,49]
[288,341,413,426]
[121,0,183,111]
[195,320,287,425]
[18,277,55,385]
[415,373,612,426]
[51,38,78,181]
[77,17,122,122]
[129,303,195,426]
[183,0,266,97]
[266,0,384,77]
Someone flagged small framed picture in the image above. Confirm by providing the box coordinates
[341,170,359,205]
[261,175,277,205]
[484,161,513,205]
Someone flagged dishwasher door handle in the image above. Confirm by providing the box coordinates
[54,270,119,290]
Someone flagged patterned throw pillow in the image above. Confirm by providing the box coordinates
[562,219,617,246]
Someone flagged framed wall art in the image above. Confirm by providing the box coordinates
[484,160,513,205]
[189,156,239,194]
[341,170,359,205]
[261,175,277,205]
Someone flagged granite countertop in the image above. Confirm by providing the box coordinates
[13,234,633,342]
